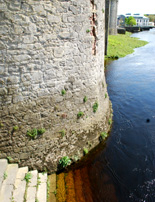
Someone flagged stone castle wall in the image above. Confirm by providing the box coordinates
[0,0,112,172]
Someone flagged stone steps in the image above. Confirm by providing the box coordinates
[0,159,56,202]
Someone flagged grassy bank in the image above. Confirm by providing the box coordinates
[106,32,148,59]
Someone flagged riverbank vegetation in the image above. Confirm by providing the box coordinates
[106,32,148,59]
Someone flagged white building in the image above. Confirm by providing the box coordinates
[125,13,149,26]
[118,13,149,27]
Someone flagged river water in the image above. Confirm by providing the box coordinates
[62,29,155,202]
[101,29,155,201]
[67,29,155,202]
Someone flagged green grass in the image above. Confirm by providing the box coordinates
[106,32,148,58]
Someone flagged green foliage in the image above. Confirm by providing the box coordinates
[83,96,88,103]
[83,148,88,155]
[108,118,112,125]
[13,125,19,132]
[77,111,84,119]
[102,9,104,13]
[100,132,108,140]
[24,172,32,183]
[106,32,148,58]
[0,122,4,128]
[86,29,90,33]
[105,93,108,98]
[3,172,7,180]
[59,129,66,137]
[7,156,13,162]
[37,176,41,188]
[61,89,66,96]
[53,190,57,196]
[125,16,136,26]
[37,128,46,135]
[93,102,99,113]
[59,156,71,169]
[47,178,50,201]
[27,128,46,139]
[145,14,155,22]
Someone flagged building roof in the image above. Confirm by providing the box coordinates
[124,13,149,19]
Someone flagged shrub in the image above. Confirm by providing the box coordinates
[13,125,19,132]
[93,102,99,113]
[27,128,46,139]
[108,119,112,125]
[83,96,88,103]
[100,132,108,140]
[77,111,84,119]
[37,128,46,135]
[86,29,90,33]
[61,89,66,96]
[59,129,66,137]
[83,148,88,155]
[24,172,32,183]
[59,156,71,169]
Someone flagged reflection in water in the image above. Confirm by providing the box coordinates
[60,29,155,202]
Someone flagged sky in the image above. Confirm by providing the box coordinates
[118,0,155,15]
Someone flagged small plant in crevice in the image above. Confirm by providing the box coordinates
[61,89,66,96]
[37,176,41,189]
[11,196,15,202]
[0,122,4,128]
[24,172,32,183]
[93,102,99,113]
[102,8,104,13]
[83,96,88,103]
[105,93,108,98]
[13,125,19,132]
[100,132,108,140]
[83,148,88,155]
[59,129,66,137]
[108,118,112,125]
[7,156,13,162]
[53,190,57,196]
[77,111,84,119]
[47,177,50,201]
[86,29,90,33]
[58,156,71,169]
[27,128,46,140]
[3,172,7,180]
[102,82,104,88]
[37,128,46,135]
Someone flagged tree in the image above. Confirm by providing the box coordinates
[125,16,136,26]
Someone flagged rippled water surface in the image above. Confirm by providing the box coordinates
[101,29,155,201]
[63,29,155,202]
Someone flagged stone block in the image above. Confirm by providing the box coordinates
[53,47,64,58]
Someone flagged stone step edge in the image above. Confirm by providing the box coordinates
[0,159,56,202]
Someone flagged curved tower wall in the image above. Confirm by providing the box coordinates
[0,0,111,171]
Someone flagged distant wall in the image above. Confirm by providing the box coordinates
[0,0,112,172]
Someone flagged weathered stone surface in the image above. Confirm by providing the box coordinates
[36,173,47,202]
[13,167,28,202]
[0,0,112,172]
[0,159,8,189]
[26,170,38,202]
